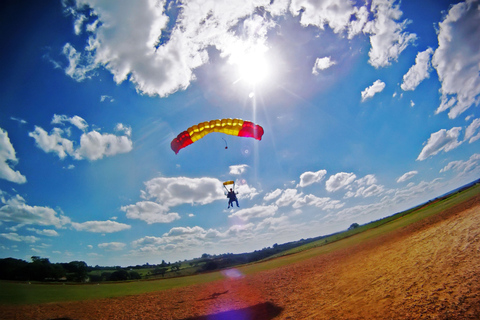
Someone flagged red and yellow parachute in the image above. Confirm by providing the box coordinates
[171,118,264,154]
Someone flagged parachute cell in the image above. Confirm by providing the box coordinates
[171,118,264,154]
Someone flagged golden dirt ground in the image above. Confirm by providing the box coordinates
[2,196,480,320]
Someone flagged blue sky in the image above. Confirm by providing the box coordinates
[1,0,479,267]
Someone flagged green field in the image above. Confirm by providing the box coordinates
[2,182,478,306]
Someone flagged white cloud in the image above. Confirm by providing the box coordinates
[115,123,132,137]
[0,194,69,228]
[401,48,434,91]
[61,43,97,81]
[263,189,282,202]
[29,117,133,161]
[464,118,480,143]
[70,220,131,233]
[29,127,74,159]
[0,233,39,243]
[355,174,377,186]
[290,0,357,34]
[75,130,133,161]
[235,183,259,200]
[26,228,59,237]
[228,204,278,221]
[63,0,413,98]
[345,184,385,198]
[432,0,480,119]
[52,114,88,131]
[396,170,418,183]
[121,201,180,224]
[440,153,480,174]
[0,128,27,184]
[98,242,126,251]
[275,189,301,207]
[326,172,356,192]
[363,0,417,68]
[361,80,386,102]
[417,127,463,161]
[124,176,227,224]
[131,225,227,253]
[297,169,327,187]
[10,117,27,125]
[292,194,343,210]
[142,176,225,206]
[229,164,249,175]
[342,174,384,198]
[312,57,336,74]
[100,95,114,103]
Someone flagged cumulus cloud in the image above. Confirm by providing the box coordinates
[396,170,418,183]
[62,0,414,98]
[142,176,225,206]
[0,128,26,184]
[292,194,343,210]
[121,201,180,224]
[345,184,385,198]
[363,0,417,68]
[131,225,226,252]
[440,153,480,174]
[29,115,132,161]
[355,174,377,186]
[0,194,69,228]
[98,242,126,251]
[464,118,480,143]
[417,127,463,161]
[361,80,386,102]
[229,164,249,175]
[432,0,480,119]
[401,48,434,91]
[52,114,88,131]
[312,57,336,74]
[70,220,131,233]
[263,189,282,202]
[275,189,301,207]
[0,232,39,243]
[326,172,356,192]
[228,204,278,221]
[297,169,327,187]
[75,130,133,161]
[343,174,384,198]
[26,228,59,237]
[124,176,226,224]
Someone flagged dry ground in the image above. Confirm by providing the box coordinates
[2,195,480,320]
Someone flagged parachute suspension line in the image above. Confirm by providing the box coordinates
[222,138,228,149]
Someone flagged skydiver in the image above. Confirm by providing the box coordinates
[227,188,239,208]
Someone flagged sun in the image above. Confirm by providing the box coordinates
[229,40,271,87]
[237,49,270,86]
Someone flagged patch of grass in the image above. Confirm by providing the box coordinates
[0,271,224,305]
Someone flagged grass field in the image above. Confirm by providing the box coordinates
[1,182,478,306]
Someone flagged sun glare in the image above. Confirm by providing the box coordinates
[238,50,270,85]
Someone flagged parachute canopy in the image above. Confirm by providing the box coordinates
[171,118,264,154]
[223,180,235,191]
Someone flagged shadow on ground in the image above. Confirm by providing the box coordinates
[179,301,283,320]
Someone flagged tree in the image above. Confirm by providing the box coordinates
[348,223,360,230]
[63,261,88,282]
[110,269,129,281]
